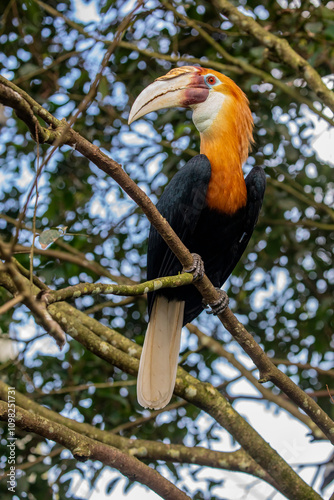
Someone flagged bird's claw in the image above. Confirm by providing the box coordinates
[183,253,205,282]
[206,289,229,316]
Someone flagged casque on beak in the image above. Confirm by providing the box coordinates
[128,66,209,124]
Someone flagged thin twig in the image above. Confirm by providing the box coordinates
[270,358,334,379]
[0,242,66,349]
[0,294,24,315]
[29,123,40,284]
[31,380,136,398]
[10,243,135,285]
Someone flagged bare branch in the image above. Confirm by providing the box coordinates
[218,307,334,444]
[0,293,24,315]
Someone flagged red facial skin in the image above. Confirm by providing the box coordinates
[181,74,209,107]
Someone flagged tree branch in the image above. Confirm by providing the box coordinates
[47,83,334,446]
[188,324,326,439]
[0,381,276,486]
[0,293,24,315]
[0,82,58,143]
[270,358,334,379]
[0,401,191,500]
[0,267,324,498]
[37,273,193,304]
[34,0,334,126]
[218,307,334,444]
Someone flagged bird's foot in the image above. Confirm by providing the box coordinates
[206,289,229,316]
[183,253,205,282]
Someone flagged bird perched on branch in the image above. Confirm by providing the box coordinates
[128,66,265,409]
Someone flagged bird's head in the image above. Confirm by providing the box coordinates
[128,66,253,161]
[128,66,254,214]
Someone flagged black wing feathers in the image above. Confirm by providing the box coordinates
[147,155,211,315]
[147,154,266,325]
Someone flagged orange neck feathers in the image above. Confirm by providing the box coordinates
[200,79,253,215]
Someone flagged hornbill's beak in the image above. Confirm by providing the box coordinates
[128,66,209,124]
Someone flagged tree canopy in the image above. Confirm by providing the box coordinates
[0,0,333,499]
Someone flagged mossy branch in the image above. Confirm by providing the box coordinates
[48,302,322,500]
[38,273,193,305]
[0,380,275,486]
[0,400,191,500]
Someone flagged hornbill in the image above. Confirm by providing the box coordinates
[128,66,266,409]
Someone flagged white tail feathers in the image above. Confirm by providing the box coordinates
[137,296,185,409]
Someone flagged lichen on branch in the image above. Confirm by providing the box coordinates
[38,272,194,305]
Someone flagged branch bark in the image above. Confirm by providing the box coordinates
[0,401,191,500]
[37,273,193,304]
[0,381,276,487]
[188,324,326,439]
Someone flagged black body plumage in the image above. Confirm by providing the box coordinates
[147,154,266,325]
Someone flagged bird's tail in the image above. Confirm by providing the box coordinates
[137,296,184,409]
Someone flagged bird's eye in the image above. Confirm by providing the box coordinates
[205,75,217,86]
